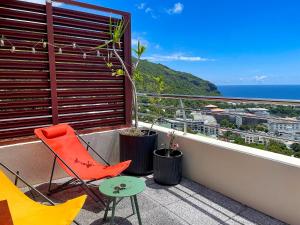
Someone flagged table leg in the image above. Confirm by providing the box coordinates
[110,198,117,225]
[103,199,111,221]
[130,196,136,214]
[133,195,142,225]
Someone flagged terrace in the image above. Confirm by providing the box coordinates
[0,1,300,225]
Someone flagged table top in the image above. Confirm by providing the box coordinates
[99,176,146,198]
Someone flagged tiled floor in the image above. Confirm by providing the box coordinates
[33,176,287,225]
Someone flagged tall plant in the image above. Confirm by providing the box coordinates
[97,18,146,129]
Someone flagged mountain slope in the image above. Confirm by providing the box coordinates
[135,59,220,96]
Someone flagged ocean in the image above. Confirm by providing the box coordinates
[217,85,300,100]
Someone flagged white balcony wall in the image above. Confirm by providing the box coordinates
[140,122,300,225]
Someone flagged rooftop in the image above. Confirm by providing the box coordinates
[34,176,285,225]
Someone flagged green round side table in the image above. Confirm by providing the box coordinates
[99,176,146,225]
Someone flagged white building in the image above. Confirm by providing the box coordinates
[165,115,219,137]
[268,119,300,140]
[240,132,268,145]
[246,108,270,116]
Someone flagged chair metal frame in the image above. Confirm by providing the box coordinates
[0,162,81,225]
[40,131,115,206]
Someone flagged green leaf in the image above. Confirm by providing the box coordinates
[116,69,124,76]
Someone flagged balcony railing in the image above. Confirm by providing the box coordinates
[137,92,300,157]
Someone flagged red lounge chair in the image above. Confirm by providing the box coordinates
[34,124,131,205]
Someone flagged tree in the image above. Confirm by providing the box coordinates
[267,140,293,156]
[220,119,236,129]
[97,19,146,128]
[290,143,300,152]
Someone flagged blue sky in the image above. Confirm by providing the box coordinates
[30,0,300,85]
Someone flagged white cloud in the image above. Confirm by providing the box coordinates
[143,53,213,62]
[145,7,152,13]
[137,2,146,10]
[167,2,184,14]
[254,75,268,81]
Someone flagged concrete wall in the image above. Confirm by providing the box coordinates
[0,129,120,186]
[141,122,300,225]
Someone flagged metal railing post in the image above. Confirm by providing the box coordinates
[179,99,187,134]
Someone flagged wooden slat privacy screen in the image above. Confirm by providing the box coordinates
[0,0,132,141]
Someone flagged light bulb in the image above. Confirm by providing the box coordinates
[43,42,47,48]
[0,39,4,47]
[11,46,15,53]
[32,47,36,54]
[83,53,87,59]
[58,48,62,54]
[72,42,76,49]
[96,50,100,57]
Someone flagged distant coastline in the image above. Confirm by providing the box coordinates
[217,85,300,100]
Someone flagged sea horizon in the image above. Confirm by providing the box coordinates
[217,84,300,100]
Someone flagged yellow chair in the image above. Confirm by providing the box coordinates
[0,169,87,225]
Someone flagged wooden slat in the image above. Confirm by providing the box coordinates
[55,54,120,64]
[0,117,51,130]
[0,28,47,41]
[0,128,34,139]
[0,17,46,32]
[0,90,50,99]
[57,81,123,88]
[53,16,110,32]
[0,99,50,109]
[71,117,125,130]
[53,7,119,24]
[0,0,45,13]
[0,7,46,23]
[54,25,110,40]
[58,89,123,97]
[0,109,50,120]
[0,51,48,61]
[0,71,49,79]
[0,81,49,89]
[59,103,124,114]
[58,96,124,106]
[56,72,123,80]
[54,34,120,48]
[55,63,120,72]
[59,111,124,122]
[0,61,48,70]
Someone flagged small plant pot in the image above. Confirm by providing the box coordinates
[120,130,158,175]
[153,149,183,185]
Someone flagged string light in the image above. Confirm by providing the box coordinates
[0,34,113,60]
[0,35,4,47]
[11,46,15,53]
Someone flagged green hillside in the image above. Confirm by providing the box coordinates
[134,59,220,96]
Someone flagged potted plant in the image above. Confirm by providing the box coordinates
[153,131,183,185]
[97,19,158,175]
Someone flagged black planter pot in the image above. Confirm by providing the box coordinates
[153,149,183,185]
[120,130,158,175]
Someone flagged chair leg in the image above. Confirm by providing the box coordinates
[48,156,57,194]
[130,196,135,214]
[103,199,112,221]
[134,195,142,225]
[110,198,117,225]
